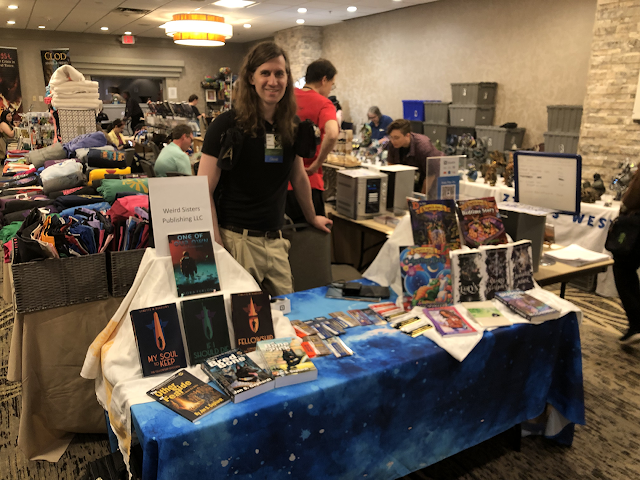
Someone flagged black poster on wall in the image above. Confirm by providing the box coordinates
[0,46,22,114]
[41,48,71,86]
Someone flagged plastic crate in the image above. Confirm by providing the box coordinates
[108,249,146,297]
[403,100,427,121]
[543,131,580,154]
[423,123,448,145]
[568,273,597,293]
[547,105,583,133]
[423,102,450,124]
[449,105,495,127]
[12,253,108,313]
[475,126,526,151]
[410,121,423,134]
[451,83,497,105]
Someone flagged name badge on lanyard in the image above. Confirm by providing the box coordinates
[265,133,284,164]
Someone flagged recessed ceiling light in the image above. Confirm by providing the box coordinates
[347,6,357,12]
[194,7,201,10]
[243,23,251,28]
[8,5,18,9]
[297,7,307,13]
[7,20,15,25]
[38,25,46,29]
[213,0,255,8]
[296,19,304,24]
[124,31,132,34]
[101,26,109,30]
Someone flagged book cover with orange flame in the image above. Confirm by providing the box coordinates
[231,291,275,353]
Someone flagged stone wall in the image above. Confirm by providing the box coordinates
[274,27,322,86]
[579,0,640,184]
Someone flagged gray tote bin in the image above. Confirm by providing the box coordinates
[547,105,583,133]
[423,102,450,124]
[543,131,580,154]
[451,82,498,105]
[449,105,495,127]
[410,121,424,134]
[423,123,448,145]
[475,126,526,151]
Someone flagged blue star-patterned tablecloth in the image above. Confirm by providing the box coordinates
[131,286,584,480]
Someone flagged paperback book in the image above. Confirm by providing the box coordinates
[482,244,511,300]
[400,245,452,309]
[256,337,318,388]
[407,198,460,250]
[146,370,230,422]
[494,291,560,322]
[328,311,360,328]
[231,291,275,352]
[451,249,484,303]
[462,301,511,328]
[130,303,188,377]
[423,306,478,337]
[168,231,220,297]
[458,197,507,248]
[509,240,535,291]
[181,295,231,366]
[201,349,274,403]
[304,334,332,357]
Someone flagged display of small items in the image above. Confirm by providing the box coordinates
[611,162,636,201]
[202,67,235,116]
[581,173,607,203]
[23,112,55,150]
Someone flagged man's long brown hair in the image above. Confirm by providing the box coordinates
[234,42,297,146]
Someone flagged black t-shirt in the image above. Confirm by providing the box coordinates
[191,105,200,117]
[201,110,298,231]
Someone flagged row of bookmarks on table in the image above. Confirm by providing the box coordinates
[135,196,557,423]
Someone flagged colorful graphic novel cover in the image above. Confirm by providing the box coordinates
[256,337,318,388]
[451,250,484,303]
[130,303,188,377]
[509,240,535,291]
[400,245,452,309]
[494,291,559,322]
[168,231,220,297]
[482,245,511,300]
[407,198,460,250]
[231,292,275,353]
[147,370,229,422]
[462,301,511,328]
[423,306,478,337]
[181,295,231,366]
[458,197,507,248]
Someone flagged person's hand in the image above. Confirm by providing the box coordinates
[309,215,333,233]
[305,162,320,175]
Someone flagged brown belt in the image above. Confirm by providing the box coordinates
[221,225,282,239]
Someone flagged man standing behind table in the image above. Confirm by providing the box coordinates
[154,124,194,177]
[285,58,340,224]
[198,42,332,296]
[368,106,393,141]
[188,94,206,119]
[123,91,144,131]
[385,118,444,195]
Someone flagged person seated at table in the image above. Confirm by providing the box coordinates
[0,109,17,160]
[385,118,443,194]
[367,106,392,141]
[154,124,194,177]
[188,94,206,119]
[106,118,126,150]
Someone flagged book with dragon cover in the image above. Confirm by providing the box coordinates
[400,245,453,309]
[168,231,220,297]
[458,197,507,248]
[181,295,231,366]
[407,198,461,250]
[256,337,318,388]
[147,370,230,422]
[231,292,275,353]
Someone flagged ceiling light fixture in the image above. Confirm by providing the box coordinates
[124,31,132,34]
[101,26,109,30]
[213,0,255,8]
[164,13,233,46]
[297,7,307,13]
[243,23,251,28]
[38,25,46,29]
[296,19,304,24]
[7,20,16,25]
[347,6,357,12]
[8,5,18,9]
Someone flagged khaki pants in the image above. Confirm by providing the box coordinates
[220,228,293,296]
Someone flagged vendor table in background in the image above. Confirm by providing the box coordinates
[131,286,584,480]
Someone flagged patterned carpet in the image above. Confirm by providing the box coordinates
[0,284,638,480]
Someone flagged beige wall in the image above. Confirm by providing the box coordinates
[0,28,245,112]
[322,0,597,148]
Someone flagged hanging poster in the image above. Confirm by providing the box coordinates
[41,48,71,86]
[0,46,22,113]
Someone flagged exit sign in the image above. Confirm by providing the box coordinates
[121,35,135,45]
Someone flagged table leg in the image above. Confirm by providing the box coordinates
[560,282,567,298]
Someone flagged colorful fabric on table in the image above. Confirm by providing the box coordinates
[87,149,127,169]
[48,186,97,199]
[97,178,148,203]
[60,201,110,217]
[106,195,149,224]
[54,194,105,210]
[87,167,131,185]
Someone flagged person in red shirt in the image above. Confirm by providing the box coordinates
[285,59,339,224]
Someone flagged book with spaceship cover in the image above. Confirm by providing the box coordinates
[400,245,453,309]
[256,337,318,388]
[458,197,507,248]
[230,291,275,353]
[168,231,220,297]
[130,303,188,377]
[181,295,231,366]
[147,370,230,422]
[407,198,460,250]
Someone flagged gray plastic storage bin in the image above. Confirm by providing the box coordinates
[449,105,495,127]
[410,121,423,134]
[543,131,580,154]
[475,126,526,151]
[547,105,583,133]
[423,123,448,145]
[451,83,497,105]
[423,102,450,124]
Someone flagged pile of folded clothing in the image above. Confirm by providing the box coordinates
[48,65,102,112]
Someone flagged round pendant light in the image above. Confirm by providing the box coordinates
[164,14,233,46]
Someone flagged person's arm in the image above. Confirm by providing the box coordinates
[198,152,223,245]
[178,154,193,176]
[0,123,15,138]
[290,155,333,233]
[306,119,339,175]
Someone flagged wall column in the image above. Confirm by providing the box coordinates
[274,26,322,85]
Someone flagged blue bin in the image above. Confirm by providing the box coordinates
[403,100,427,121]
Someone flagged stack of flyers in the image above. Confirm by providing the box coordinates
[328,311,360,328]
[360,308,387,325]
[290,320,318,338]
[315,316,345,335]
[399,319,433,337]
[346,310,373,326]
[307,318,343,339]
[388,312,423,329]
[303,334,332,357]
[369,302,405,318]
[325,337,354,358]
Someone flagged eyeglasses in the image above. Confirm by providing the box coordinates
[331,83,336,91]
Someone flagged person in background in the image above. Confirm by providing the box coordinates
[110,87,125,104]
[285,58,339,224]
[154,124,194,177]
[123,91,143,130]
[0,109,17,160]
[368,106,393,141]
[188,94,206,119]
[107,118,126,150]
[198,41,332,296]
[385,118,443,195]
[133,122,149,144]
[329,95,343,131]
